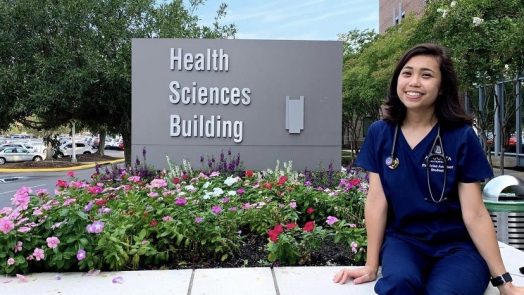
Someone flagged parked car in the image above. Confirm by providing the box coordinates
[0,142,47,154]
[55,142,97,158]
[0,147,45,165]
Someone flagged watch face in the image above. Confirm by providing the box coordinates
[502,272,512,283]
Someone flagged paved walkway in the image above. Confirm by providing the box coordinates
[1,242,523,295]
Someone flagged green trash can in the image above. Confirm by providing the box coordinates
[482,175,524,250]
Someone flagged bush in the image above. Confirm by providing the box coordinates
[0,159,368,275]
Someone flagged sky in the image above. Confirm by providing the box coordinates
[191,0,379,41]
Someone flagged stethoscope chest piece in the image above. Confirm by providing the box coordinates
[385,156,399,170]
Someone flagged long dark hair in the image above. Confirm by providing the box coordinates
[383,43,472,128]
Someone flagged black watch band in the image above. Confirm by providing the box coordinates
[490,272,512,287]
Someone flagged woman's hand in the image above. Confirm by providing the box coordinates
[498,282,524,295]
[332,265,378,285]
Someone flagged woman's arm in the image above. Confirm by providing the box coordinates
[333,172,388,284]
[458,182,524,294]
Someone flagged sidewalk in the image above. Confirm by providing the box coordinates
[1,242,522,295]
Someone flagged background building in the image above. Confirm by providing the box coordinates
[379,0,426,33]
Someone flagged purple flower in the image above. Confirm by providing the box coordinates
[326,216,339,225]
[195,217,204,223]
[86,221,105,234]
[84,201,94,212]
[211,205,223,214]
[236,188,245,195]
[76,249,86,261]
[175,197,187,206]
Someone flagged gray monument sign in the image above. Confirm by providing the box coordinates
[132,38,342,171]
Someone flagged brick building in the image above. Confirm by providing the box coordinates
[379,0,426,33]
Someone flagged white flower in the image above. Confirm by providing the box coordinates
[224,176,239,186]
[437,7,448,18]
[185,185,196,192]
[473,17,484,26]
[203,182,210,189]
[212,187,224,196]
[202,191,212,200]
[227,190,237,196]
[450,1,456,7]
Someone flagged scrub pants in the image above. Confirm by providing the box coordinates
[374,235,490,295]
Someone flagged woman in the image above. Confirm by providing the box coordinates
[333,43,524,294]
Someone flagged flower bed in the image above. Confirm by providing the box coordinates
[0,156,367,276]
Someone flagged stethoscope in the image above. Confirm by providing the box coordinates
[385,124,448,203]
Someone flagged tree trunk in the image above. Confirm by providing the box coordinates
[122,128,131,167]
[96,130,106,156]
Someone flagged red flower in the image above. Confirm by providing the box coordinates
[285,223,297,230]
[245,170,254,177]
[350,178,360,186]
[306,207,315,214]
[263,182,272,190]
[277,175,288,185]
[172,177,180,184]
[267,224,283,242]
[56,179,69,188]
[94,198,107,206]
[149,219,158,227]
[303,221,315,232]
[182,174,189,180]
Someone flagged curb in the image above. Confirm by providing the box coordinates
[0,159,124,173]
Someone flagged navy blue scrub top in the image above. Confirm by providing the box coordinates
[355,120,493,244]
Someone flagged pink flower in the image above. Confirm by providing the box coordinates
[351,241,358,253]
[76,249,86,261]
[17,226,31,233]
[46,236,60,249]
[326,216,339,225]
[211,205,223,214]
[128,176,141,183]
[88,186,104,195]
[70,181,86,189]
[14,241,23,252]
[7,258,15,265]
[35,188,48,196]
[63,198,76,206]
[66,171,75,178]
[289,201,297,209]
[195,217,204,223]
[236,188,245,195]
[12,187,31,210]
[33,248,45,261]
[0,217,15,234]
[162,216,173,222]
[150,178,167,188]
[148,192,159,198]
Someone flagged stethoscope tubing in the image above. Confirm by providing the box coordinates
[386,124,447,203]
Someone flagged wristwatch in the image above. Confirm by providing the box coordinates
[490,272,512,287]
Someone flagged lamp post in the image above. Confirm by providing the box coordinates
[71,121,77,163]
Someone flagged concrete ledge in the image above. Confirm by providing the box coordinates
[0,159,124,173]
[1,242,522,295]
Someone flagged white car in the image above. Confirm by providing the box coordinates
[0,147,45,165]
[56,142,97,158]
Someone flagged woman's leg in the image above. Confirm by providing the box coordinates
[375,236,431,295]
[425,246,490,295]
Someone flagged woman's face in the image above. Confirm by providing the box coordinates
[396,55,442,113]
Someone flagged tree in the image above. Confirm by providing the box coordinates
[340,16,419,157]
[413,0,524,173]
[0,0,236,165]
